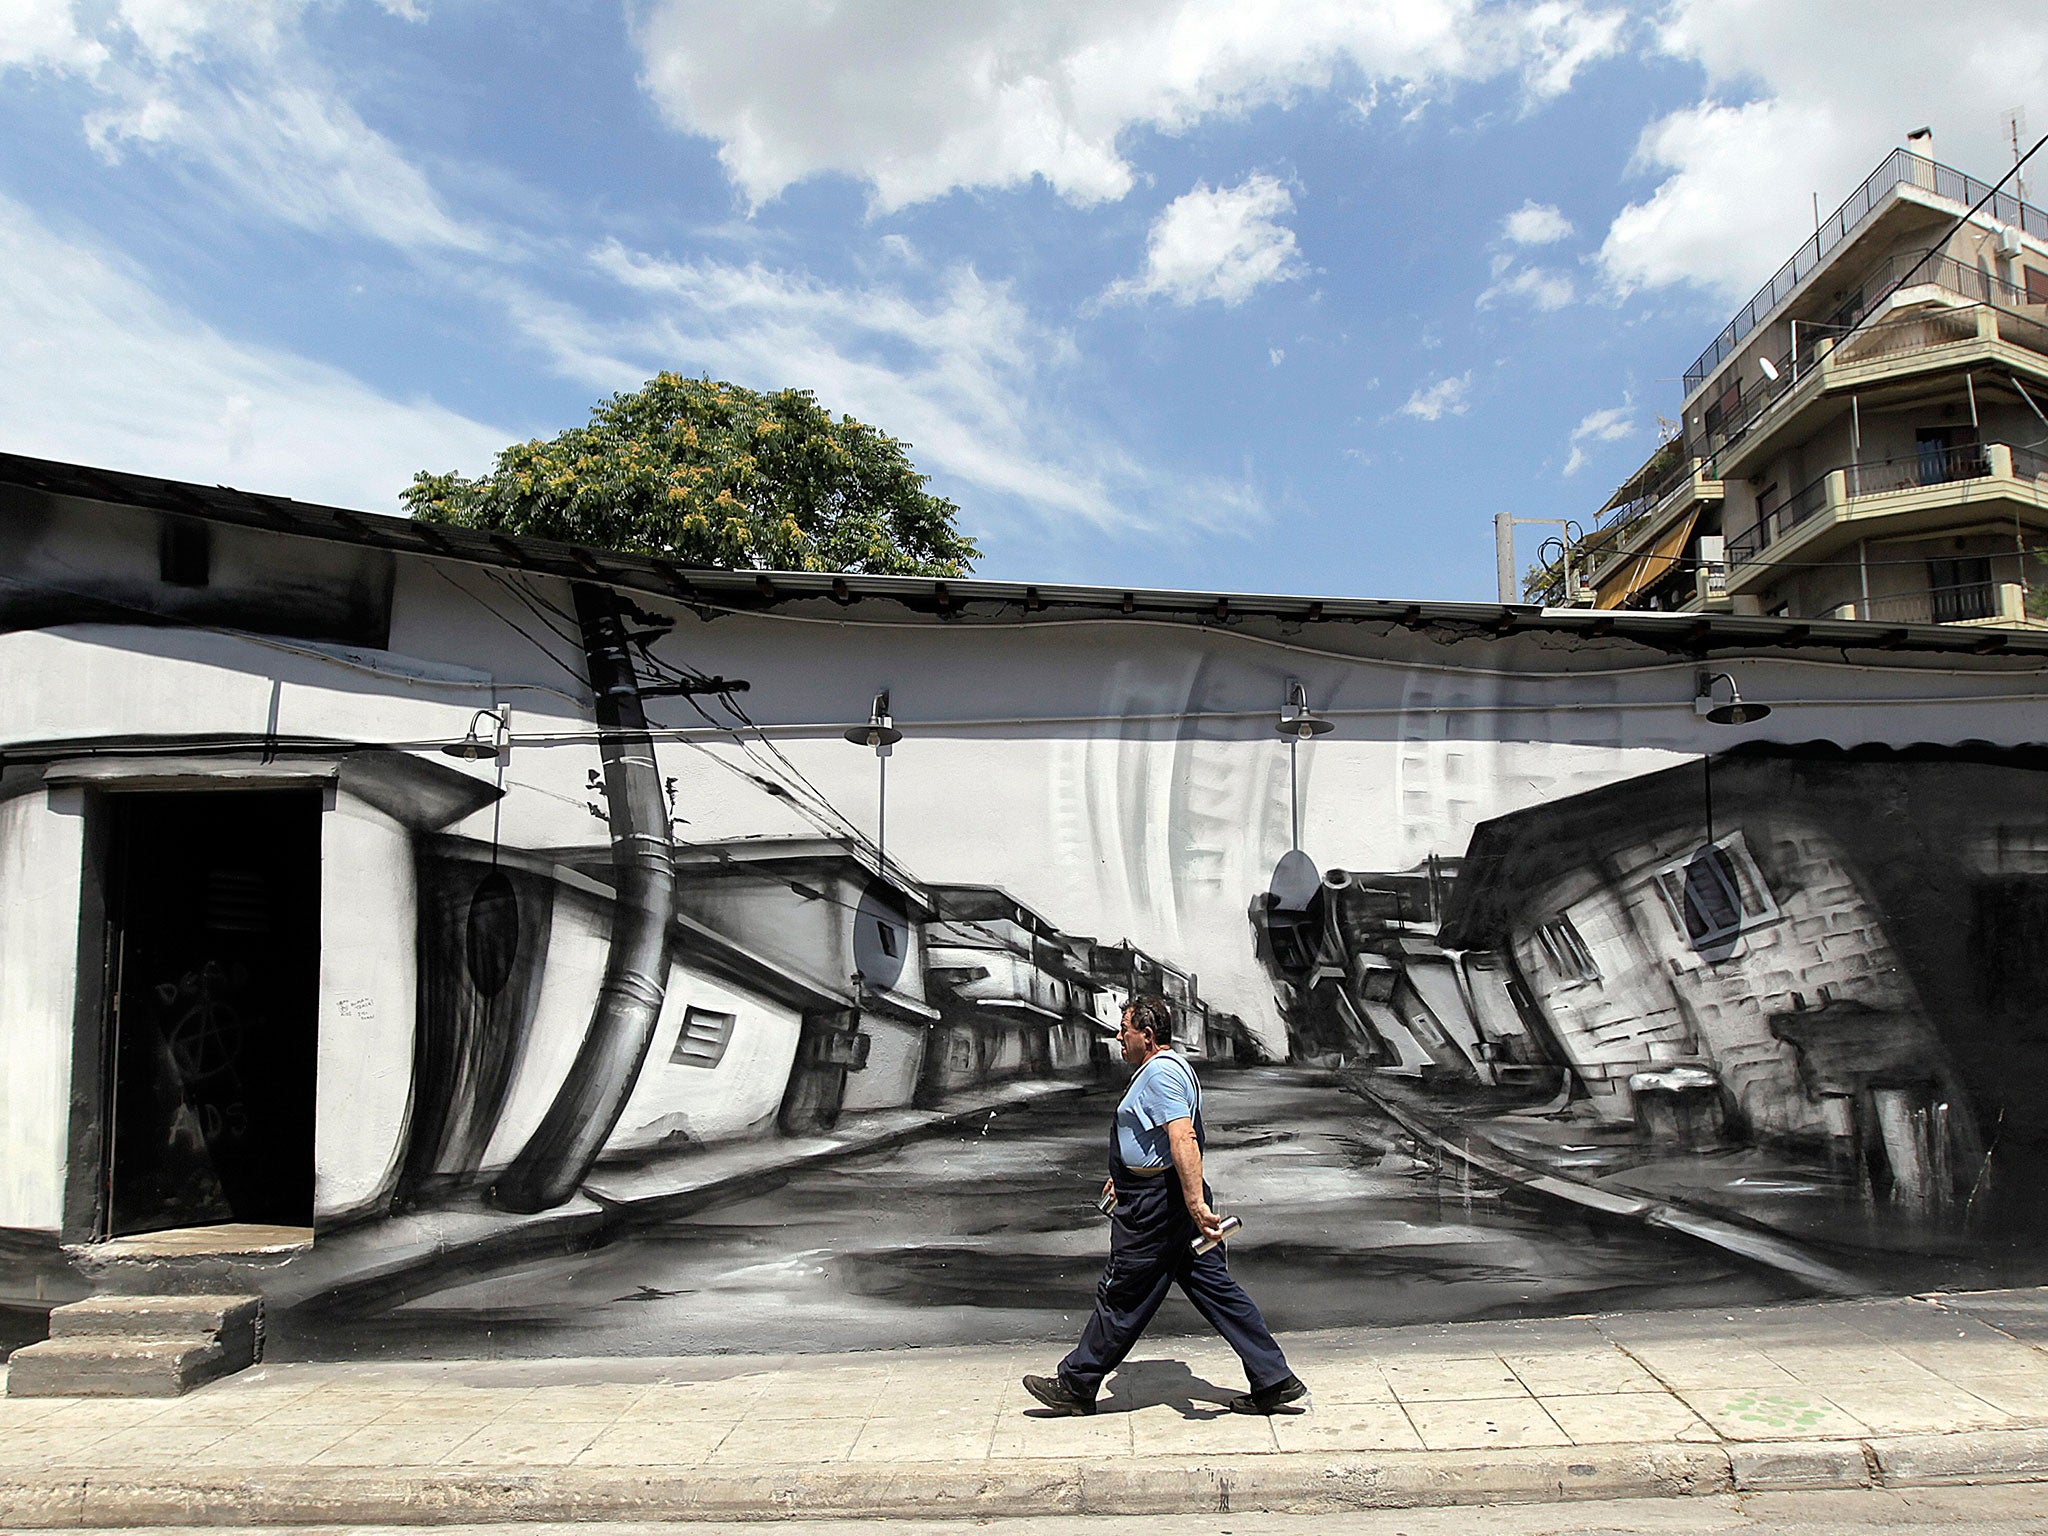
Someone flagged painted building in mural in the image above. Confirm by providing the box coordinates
[5,449,2048,1354]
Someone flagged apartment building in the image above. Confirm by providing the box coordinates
[1569,144,2048,629]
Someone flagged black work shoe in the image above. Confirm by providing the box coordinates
[1022,1373,1096,1416]
[1228,1373,1309,1415]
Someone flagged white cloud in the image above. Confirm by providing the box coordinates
[1562,402,1634,474]
[1103,174,1304,307]
[0,193,508,507]
[4,0,489,255]
[1477,264,1575,309]
[1399,371,1472,421]
[1600,0,2048,299]
[1269,347,1284,366]
[629,0,1628,210]
[0,0,107,70]
[508,241,1262,537]
[1502,198,1573,244]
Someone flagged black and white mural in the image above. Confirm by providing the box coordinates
[4,468,2048,1363]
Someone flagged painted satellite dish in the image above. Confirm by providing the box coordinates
[853,881,910,992]
[465,868,519,997]
[1269,848,1321,912]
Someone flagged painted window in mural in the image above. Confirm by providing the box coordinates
[1534,914,1600,982]
[670,1007,738,1069]
[1653,834,1778,951]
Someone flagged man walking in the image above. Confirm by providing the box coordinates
[1024,995,1306,1416]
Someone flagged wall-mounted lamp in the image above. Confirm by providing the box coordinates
[1695,671,1770,725]
[443,705,511,761]
[1274,680,1334,741]
[842,691,902,755]
[1275,680,1332,852]
[843,691,902,877]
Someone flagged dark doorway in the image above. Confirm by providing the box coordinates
[101,789,321,1237]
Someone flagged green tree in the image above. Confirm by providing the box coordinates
[404,372,978,576]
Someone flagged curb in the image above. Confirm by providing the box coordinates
[3,1431,2046,1528]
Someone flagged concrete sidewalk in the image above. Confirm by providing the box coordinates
[8,1291,2048,1527]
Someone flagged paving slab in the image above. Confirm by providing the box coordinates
[4,1290,2048,1525]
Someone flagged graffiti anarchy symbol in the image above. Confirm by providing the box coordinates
[1718,1392,1832,1429]
[159,964,249,1087]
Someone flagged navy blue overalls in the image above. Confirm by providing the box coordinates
[1058,1053,1291,1399]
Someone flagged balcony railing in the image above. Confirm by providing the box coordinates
[1685,148,2048,394]
[1821,247,2032,335]
[1597,451,1698,529]
[1728,442,2000,565]
[1839,583,2009,625]
[1700,294,2048,460]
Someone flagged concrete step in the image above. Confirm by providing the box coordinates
[4,1334,230,1397]
[5,1292,263,1397]
[48,1292,261,1353]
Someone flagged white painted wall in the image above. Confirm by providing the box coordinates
[841,1016,925,1113]
[313,795,417,1224]
[0,792,84,1233]
[604,966,802,1154]
[479,888,612,1172]
[0,625,497,764]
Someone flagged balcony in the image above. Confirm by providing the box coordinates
[1583,458,1725,610]
[1684,148,2048,396]
[1833,581,2032,626]
[926,944,1075,1023]
[1723,443,2048,610]
[1702,297,2048,469]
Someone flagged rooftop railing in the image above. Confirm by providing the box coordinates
[1683,149,2048,396]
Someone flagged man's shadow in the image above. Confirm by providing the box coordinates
[1021,1358,1237,1419]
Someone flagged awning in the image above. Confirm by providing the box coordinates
[42,747,501,830]
[1595,507,1700,610]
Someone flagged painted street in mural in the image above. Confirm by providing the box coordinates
[277,1072,1797,1361]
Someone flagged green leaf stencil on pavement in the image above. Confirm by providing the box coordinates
[1718,1392,1834,1428]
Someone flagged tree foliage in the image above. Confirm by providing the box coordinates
[405,372,978,576]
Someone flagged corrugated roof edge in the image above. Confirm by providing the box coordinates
[6,448,2046,658]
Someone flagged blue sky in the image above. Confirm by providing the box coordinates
[3,2,2043,602]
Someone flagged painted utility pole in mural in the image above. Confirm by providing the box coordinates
[492,583,677,1212]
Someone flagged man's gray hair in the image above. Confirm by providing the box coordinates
[1125,994,1173,1044]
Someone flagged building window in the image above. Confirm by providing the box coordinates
[1928,555,1995,623]
[1653,833,1779,952]
[670,1006,737,1069]
[1533,913,1600,983]
[2027,266,2048,306]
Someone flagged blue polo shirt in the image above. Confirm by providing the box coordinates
[1114,1050,1200,1171]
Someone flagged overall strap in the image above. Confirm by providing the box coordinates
[1159,1051,1204,1149]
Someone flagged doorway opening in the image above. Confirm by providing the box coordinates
[99,789,322,1239]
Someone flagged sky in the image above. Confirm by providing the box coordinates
[2,1,2044,603]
